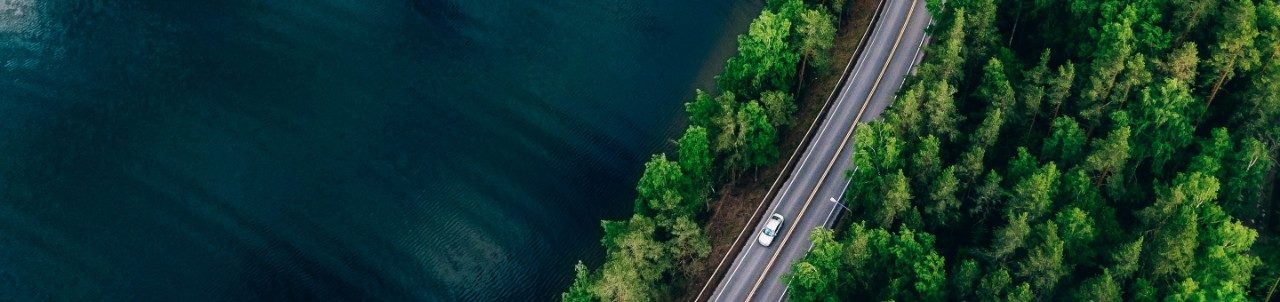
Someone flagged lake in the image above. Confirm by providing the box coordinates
[0,0,757,299]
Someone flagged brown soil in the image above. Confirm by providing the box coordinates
[674,0,883,300]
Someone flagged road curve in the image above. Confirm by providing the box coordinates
[709,0,931,301]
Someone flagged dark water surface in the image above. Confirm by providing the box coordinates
[0,0,756,299]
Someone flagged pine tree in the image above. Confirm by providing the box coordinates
[1203,0,1261,107]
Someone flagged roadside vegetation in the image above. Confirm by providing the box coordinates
[788,0,1280,300]
[561,0,846,300]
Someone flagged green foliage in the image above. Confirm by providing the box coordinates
[1131,78,1198,175]
[759,90,796,128]
[788,229,841,302]
[925,82,963,142]
[875,170,913,228]
[1042,117,1087,165]
[1078,5,1136,123]
[1110,236,1145,280]
[685,89,717,130]
[988,211,1032,260]
[635,154,687,221]
[1203,0,1262,105]
[1055,207,1096,263]
[737,100,779,172]
[797,8,837,75]
[678,126,713,204]
[719,10,800,96]
[924,166,960,227]
[1016,221,1066,293]
[974,58,1016,111]
[950,259,981,301]
[595,215,669,301]
[1010,162,1060,220]
[563,261,596,302]
[1083,121,1131,181]
[668,216,711,267]
[977,267,1012,301]
[1223,137,1273,218]
[1045,61,1076,118]
[910,134,942,185]
[1074,269,1122,302]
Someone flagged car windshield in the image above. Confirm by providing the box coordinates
[762,228,774,236]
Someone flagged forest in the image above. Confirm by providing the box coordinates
[787,0,1280,301]
[562,0,845,300]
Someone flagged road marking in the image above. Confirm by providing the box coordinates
[742,0,919,300]
[711,2,889,300]
[773,13,934,302]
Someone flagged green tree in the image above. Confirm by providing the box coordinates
[1042,117,1087,165]
[562,261,596,302]
[977,267,1012,301]
[712,92,740,158]
[685,89,717,130]
[1018,51,1051,130]
[668,216,710,268]
[595,216,669,301]
[737,101,779,174]
[1223,137,1272,218]
[1008,147,1040,183]
[634,154,687,221]
[911,135,942,185]
[797,8,837,84]
[1079,5,1136,123]
[951,260,981,301]
[1162,43,1201,84]
[1074,269,1122,302]
[1171,0,1221,40]
[925,82,963,143]
[989,211,1031,260]
[1006,282,1034,302]
[1046,61,1076,118]
[1188,128,1233,178]
[1010,162,1060,220]
[975,58,1017,112]
[759,90,796,128]
[678,126,713,207]
[1055,207,1096,263]
[1203,0,1261,107]
[1233,19,1280,136]
[1083,121,1131,182]
[1192,208,1261,297]
[970,170,1005,220]
[1110,236,1145,280]
[1141,173,1219,282]
[1131,78,1197,175]
[890,83,927,140]
[719,10,800,96]
[788,229,842,302]
[925,166,960,227]
[918,8,968,84]
[1017,220,1066,294]
[875,170,913,228]
[951,0,999,60]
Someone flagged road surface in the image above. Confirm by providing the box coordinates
[709,0,931,300]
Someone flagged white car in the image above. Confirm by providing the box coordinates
[758,213,785,247]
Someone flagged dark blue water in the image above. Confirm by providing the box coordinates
[0,0,756,299]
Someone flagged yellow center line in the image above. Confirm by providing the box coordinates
[741,0,919,300]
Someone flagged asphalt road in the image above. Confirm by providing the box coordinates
[709,0,931,300]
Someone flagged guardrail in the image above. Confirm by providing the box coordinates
[690,0,888,300]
